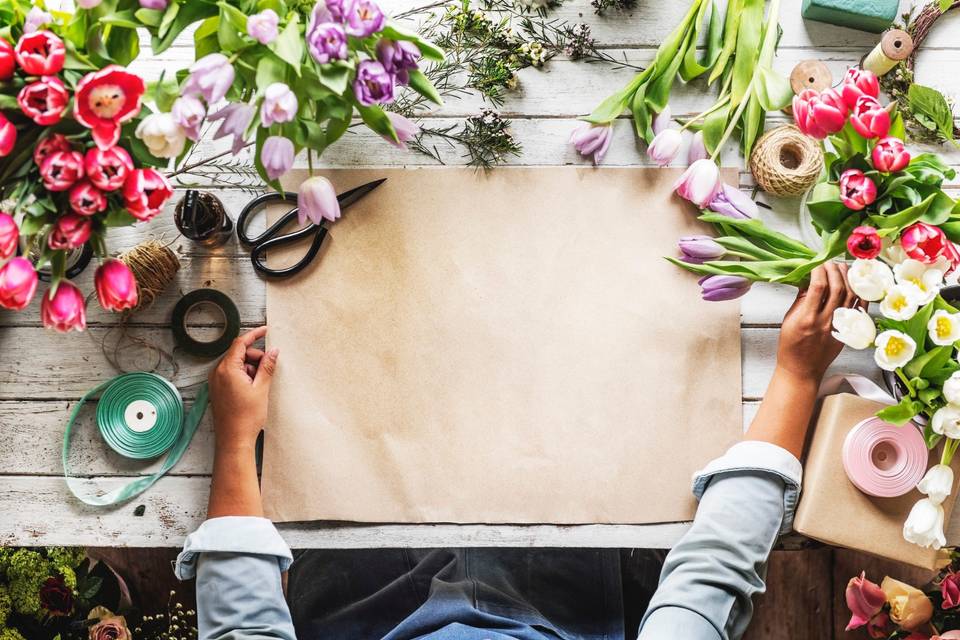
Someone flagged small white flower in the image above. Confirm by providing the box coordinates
[135,112,186,159]
[932,405,960,438]
[903,497,946,549]
[873,330,917,371]
[880,284,921,321]
[918,464,954,504]
[848,259,895,302]
[928,309,960,346]
[944,371,960,405]
[880,239,908,266]
[894,259,944,305]
[831,307,876,350]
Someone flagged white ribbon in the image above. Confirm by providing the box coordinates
[818,373,896,406]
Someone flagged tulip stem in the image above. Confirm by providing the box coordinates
[895,367,916,397]
[709,77,756,163]
[679,95,731,133]
[942,438,960,466]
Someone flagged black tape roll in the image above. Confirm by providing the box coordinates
[171,289,241,358]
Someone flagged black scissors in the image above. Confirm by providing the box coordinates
[236,178,386,278]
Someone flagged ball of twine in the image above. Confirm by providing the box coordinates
[117,239,180,311]
[749,125,824,197]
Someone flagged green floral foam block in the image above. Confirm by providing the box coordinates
[801,0,898,33]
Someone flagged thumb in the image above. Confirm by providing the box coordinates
[254,348,279,387]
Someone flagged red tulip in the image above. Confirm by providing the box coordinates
[872,137,911,173]
[850,95,891,139]
[41,281,86,332]
[0,37,14,80]
[14,30,65,75]
[17,76,68,126]
[40,150,85,192]
[841,67,880,110]
[123,168,173,221]
[94,258,138,312]
[0,257,38,311]
[901,222,948,264]
[0,212,18,260]
[839,169,877,211]
[74,65,146,150]
[68,181,107,216]
[48,214,92,250]
[793,88,848,139]
[84,146,133,191]
[0,112,15,157]
[847,226,882,259]
[34,133,72,167]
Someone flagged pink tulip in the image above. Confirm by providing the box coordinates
[15,30,65,75]
[651,106,672,136]
[0,112,15,157]
[383,112,420,149]
[688,130,708,164]
[872,137,911,173]
[123,168,173,221]
[95,258,138,312]
[260,82,298,127]
[845,572,886,631]
[793,88,847,139]
[0,257,38,311]
[0,212,18,259]
[34,133,72,167]
[570,122,613,165]
[0,37,14,80]
[846,225,882,259]
[839,169,877,211]
[674,159,721,208]
[17,76,68,126]
[41,281,86,332]
[850,95,891,139]
[40,150,84,192]
[647,129,682,167]
[260,136,294,181]
[942,572,960,609]
[48,214,92,250]
[84,146,134,192]
[902,222,948,264]
[68,181,107,216]
[841,67,880,110]
[298,176,340,225]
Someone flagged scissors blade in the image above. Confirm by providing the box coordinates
[337,178,387,211]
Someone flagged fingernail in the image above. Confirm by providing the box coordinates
[268,348,280,358]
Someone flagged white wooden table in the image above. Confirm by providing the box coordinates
[2,0,959,548]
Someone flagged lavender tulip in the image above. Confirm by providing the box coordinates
[698,274,751,302]
[183,53,235,104]
[678,235,725,264]
[708,183,759,219]
[674,158,721,208]
[344,0,385,37]
[298,176,341,225]
[247,9,279,44]
[24,6,53,32]
[569,122,612,165]
[688,130,708,164]
[353,60,394,106]
[209,102,255,154]
[261,136,294,181]
[325,0,348,21]
[171,96,205,141]
[261,83,298,127]
[307,3,348,64]
[652,105,672,136]
[384,112,420,149]
[647,129,682,167]
[377,39,420,85]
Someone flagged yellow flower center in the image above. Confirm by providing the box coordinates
[886,337,907,357]
[909,276,927,292]
[891,296,908,312]
[938,317,954,340]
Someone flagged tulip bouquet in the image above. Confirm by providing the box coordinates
[0,2,170,332]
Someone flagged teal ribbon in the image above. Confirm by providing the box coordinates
[63,372,208,506]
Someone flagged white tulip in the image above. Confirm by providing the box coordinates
[135,112,186,159]
[873,330,917,371]
[944,371,960,405]
[928,309,960,346]
[932,405,960,438]
[880,284,921,321]
[831,307,876,350]
[903,497,946,549]
[917,464,954,503]
[848,259,895,302]
[894,259,944,305]
[880,239,908,266]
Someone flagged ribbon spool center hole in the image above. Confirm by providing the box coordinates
[183,301,228,345]
[871,440,899,471]
[779,144,802,170]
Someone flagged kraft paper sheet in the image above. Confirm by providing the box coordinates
[261,167,742,524]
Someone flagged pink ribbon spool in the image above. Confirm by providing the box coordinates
[842,417,928,498]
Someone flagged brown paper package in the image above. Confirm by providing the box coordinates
[795,393,960,569]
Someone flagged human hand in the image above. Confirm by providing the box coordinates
[777,262,861,384]
[208,326,279,453]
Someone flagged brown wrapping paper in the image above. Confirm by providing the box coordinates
[261,167,743,524]
[795,393,960,569]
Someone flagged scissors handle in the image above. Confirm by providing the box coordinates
[236,191,300,246]
[249,225,328,278]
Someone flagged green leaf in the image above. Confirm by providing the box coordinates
[105,26,140,65]
[906,345,949,378]
[256,53,288,89]
[217,6,244,50]
[408,69,442,106]
[357,104,397,142]
[941,0,953,10]
[79,575,102,600]
[805,182,848,232]
[381,23,444,61]
[98,10,141,28]
[134,8,163,26]
[754,65,793,111]
[679,0,722,81]
[708,0,742,85]
[702,102,729,154]
[152,1,218,54]
[314,61,350,94]
[158,1,180,39]
[909,84,956,141]
[270,16,303,75]
[217,1,247,31]
[904,300,936,350]
[698,213,817,257]
[18,214,49,236]
[102,209,138,227]
[920,191,957,225]
[876,396,925,425]
[631,83,651,142]
[645,30,689,114]
[730,0,763,107]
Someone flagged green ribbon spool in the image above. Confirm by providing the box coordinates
[63,372,208,506]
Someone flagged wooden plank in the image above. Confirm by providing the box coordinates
[744,549,835,640]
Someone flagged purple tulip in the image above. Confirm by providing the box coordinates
[247,9,279,44]
[261,136,294,181]
[707,183,759,219]
[384,112,420,149]
[209,102,255,154]
[698,274,751,302]
[183,53,235,104]
[307,3,348,64]
[678,235,725,264]
[652,106,672,136]
[377,39,420,85]
[688,130,708,164]
[324,0,348,21]
[647,129,682,167]
[24,6,53,32]
[674,158,721,208]
[353,60,394,106]
[171,96,205,141]
[261,82,298,127]
[298,176,341,225]
[344,0,384,37]
[569,122,612,165]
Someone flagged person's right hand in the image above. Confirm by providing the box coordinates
[208,326,279,452]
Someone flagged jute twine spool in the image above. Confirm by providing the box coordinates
[749,125,824,197]
[118,239,180,311]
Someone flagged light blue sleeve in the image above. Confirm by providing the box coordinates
[175,516,297,640]
[637,441,803,640]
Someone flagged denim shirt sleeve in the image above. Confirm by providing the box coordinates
[175,517,297,640]
[637,441,802,640]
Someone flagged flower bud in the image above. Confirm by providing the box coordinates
[0,112,15,157]
[41,281,87,332]
[674,159,721,208]
[0,256,37,310]
[793,88,847,139]
[298,176,340,225]
[677,235,724,264]
[850,95,891,139]
[646,129,682,167]
[123,168,173,222]
[260,136,295,181]
[48,214,93,250]
[844,572,886,632]
[698,274,751,302]
[872,137,910,173]
[14,30,65,75]
[846,225,882,259]
[839,169,877,211]
[901,222,948,264]
[69,181,107,216]
[95,258,138,312]
[841,67,880,110]
[0,212,18,260]
[40,150,85,192]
